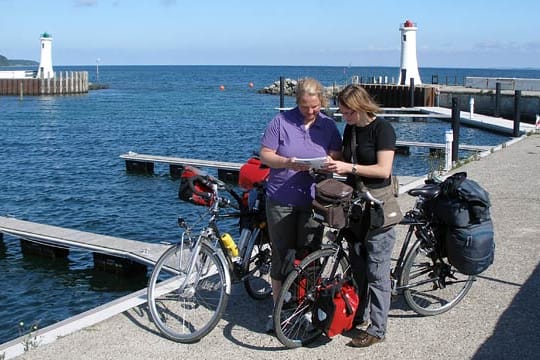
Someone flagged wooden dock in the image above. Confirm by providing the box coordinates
[119,140,492,179]
[0,216,170,273]
[119,151,243,181]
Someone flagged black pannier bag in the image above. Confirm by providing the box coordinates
[178,166,215,207]
[430,172,495,275]
[312,179,354,229]
[446,220,494,275]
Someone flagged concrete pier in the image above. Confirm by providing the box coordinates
[2,133,539,360]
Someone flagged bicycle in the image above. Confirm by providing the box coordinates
[273,180,475,348]
[147,166,272,343]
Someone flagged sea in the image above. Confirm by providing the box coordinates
[1,65,538,345]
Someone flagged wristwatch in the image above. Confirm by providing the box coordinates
[351,164,357,175]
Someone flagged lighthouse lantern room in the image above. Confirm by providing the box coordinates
[36,32,54,79]
[398,20,421,86]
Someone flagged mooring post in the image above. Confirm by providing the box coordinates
[409,78,415,107]
[19,81,23,100]
[494,82,501,117]
[279,76,285,112]
[444,129,453,171]
[513,90,521,137]
[451,97,461,163]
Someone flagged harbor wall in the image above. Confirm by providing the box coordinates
[0,71,88,95]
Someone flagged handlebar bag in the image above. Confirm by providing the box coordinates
[178,166,214,206]
[312,179,353,229]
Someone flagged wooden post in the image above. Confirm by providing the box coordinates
[513,90,521,137]
[451,97,461,163]
[279,76,285,112]
[409,78,415,107]
[494,82,501,117]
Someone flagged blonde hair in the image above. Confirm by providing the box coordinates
[295,77,328,108]
[337,84,380,117]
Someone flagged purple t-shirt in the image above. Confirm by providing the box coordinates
[261,107,342,207]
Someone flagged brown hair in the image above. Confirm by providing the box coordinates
[337,84,380,117]
[295,77,328,108]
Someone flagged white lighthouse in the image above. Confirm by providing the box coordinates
[36,32,54,79]
[398,20,421,86]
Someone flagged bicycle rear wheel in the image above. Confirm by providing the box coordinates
[242,229,272,300]
[147,241,229,343]
[273,247,349,348]
[401,239,475,316]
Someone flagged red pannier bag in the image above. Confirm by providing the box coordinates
[178,166,215,206]
[311,277,359,337]
[238,157,269,190]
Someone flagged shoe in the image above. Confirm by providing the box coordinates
[265,315,274,334]
[348,330,384,348]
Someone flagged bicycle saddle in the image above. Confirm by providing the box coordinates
[407,184,440,199]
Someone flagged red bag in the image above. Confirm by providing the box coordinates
[311,277,359,337]
[238,157,269,190]
[178,166,214,206]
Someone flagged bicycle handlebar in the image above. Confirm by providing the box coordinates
[352,190,384,207]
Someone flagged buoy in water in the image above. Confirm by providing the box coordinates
[219,85,225,91]
[248,82,254,88]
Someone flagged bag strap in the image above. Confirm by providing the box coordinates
[338,279,355,315]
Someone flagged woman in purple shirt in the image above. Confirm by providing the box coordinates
[260,77,342,332]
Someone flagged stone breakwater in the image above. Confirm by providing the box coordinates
[257,78,337,97]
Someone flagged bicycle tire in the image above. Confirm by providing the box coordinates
[242,229,272,300]
[273,247,350,348]
[147,241,229,343]
[400,238,475,316]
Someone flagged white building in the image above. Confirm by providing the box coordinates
[398,20,422,86]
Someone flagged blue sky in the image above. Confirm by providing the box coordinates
[1,0,538,68]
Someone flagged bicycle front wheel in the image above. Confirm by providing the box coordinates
[147,241,229,343]
[242,229,272,300]
[401,239,475,316]
[273,247,350,348]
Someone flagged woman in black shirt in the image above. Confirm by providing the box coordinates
[325,84,397,348]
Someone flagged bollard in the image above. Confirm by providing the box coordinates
[444,130,453,171]
[279,76,285,112]
[469,97,475,120]
[494,82,501,117]
[513,90,521,137]
[451,97,461,163]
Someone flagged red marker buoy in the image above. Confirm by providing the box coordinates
[248,82,254,88]
[219,85,225,91]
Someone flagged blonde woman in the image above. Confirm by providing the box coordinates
[260,77,342,332]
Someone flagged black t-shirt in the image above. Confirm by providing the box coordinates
[342,118,396,189]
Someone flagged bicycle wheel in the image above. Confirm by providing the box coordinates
[273,247,350,348]
[147,241,229,343]
[400,239,475,316]
[242,229,272,300]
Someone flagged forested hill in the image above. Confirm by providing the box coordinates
[0,54,38,66]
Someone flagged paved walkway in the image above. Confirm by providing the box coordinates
[4,134,540,360]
